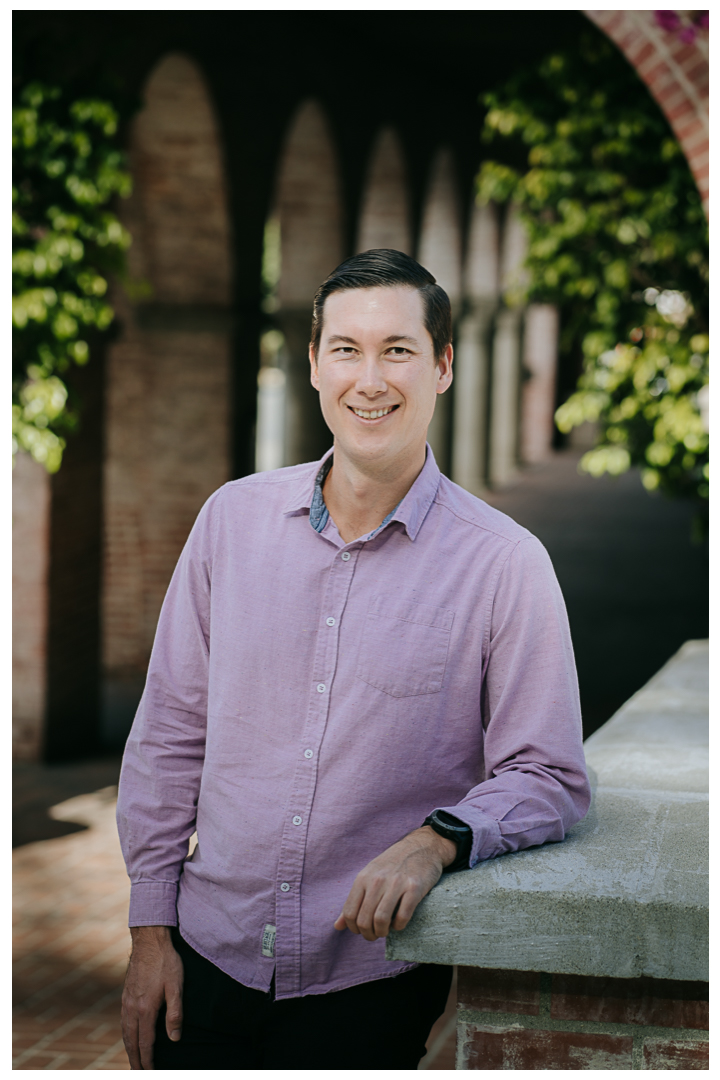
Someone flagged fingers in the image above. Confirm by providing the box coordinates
[339,874,406,942]
[121,932,183,1069]
[336,829,448,942]
[138,1012,156,1070]
[337,877,367,937]
[165,981,183,1043]
[390,887,422,932]
[121,1012,142,1071]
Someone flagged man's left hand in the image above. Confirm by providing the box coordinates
[334,826,458,942]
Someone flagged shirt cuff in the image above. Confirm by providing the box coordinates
[128,881,179,927]
[435,804,503,867]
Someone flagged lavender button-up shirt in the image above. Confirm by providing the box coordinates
[117,446,590,1000]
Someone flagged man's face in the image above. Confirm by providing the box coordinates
[310,286,452,471]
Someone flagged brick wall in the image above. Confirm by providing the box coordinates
[585,10,709,215]
[457,967,709,1070]
[12,452,50,759]
[102,53,232,730]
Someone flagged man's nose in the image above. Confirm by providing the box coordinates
[355,356,387,397]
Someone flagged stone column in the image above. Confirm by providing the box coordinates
[418,149,462,475]
[278,307,330,466]
[255,365,286,474]
[488,206,527,488]
[451,301,495,496]
[488,307,523,487]
[521,303,559,464]
[451,202,500,494]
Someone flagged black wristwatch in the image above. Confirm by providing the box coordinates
[423,809,472,872]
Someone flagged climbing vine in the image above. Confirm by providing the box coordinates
[12,81,131,471]
[476,31,708,519]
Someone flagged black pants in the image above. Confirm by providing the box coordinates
[153,928,452,1069]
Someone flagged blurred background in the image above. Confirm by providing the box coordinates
[13,10,708,1070]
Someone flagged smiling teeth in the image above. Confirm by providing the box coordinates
[352,406,394,419]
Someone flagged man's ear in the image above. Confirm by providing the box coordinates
[436,344,454,394]
[309,345,320,391]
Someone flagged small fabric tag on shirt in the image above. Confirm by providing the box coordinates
[261,924,276,958]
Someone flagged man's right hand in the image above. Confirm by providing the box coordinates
[121,925,184,1070]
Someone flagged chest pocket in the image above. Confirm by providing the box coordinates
[355,596,454,698]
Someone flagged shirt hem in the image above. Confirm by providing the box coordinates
[177,922,418,999]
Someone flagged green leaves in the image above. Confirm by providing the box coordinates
[13,81,132,471]
[476,32,708,512]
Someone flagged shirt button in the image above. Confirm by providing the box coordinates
[280,882,291,892]
[317,683,326,693]
[341,552,351,561]
[326,617,336,626]
[304,749,313,759]
[292,815,303,826]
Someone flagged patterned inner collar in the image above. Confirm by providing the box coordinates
[309,455,400,539]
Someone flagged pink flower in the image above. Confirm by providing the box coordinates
[654,10,681,32]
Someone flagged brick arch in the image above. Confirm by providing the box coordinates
[356,128,412,255]
[271,98,342,465]
[274,99,343,308]
[584,10,709,215]
[102,52,234,745]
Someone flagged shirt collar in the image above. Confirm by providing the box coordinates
[283,443,441,543]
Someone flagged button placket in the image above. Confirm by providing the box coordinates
[273,546,359,997]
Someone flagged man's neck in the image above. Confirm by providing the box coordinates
[322,444,426,543]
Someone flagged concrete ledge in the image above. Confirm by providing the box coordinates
[386,640,708,982]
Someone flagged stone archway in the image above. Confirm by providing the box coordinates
[585,9,709,214]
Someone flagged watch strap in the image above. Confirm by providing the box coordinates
[423,809,472,872]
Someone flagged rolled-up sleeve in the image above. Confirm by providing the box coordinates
[437,535,591,866]
[116,493,217,926]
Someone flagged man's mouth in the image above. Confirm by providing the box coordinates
[348,404,400,420]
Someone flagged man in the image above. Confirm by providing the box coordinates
[118,249,590,1070]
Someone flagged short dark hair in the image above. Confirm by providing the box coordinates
[310,249,452,363]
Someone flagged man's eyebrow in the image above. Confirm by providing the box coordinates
[381,335,420,347]
[324,333,421,347]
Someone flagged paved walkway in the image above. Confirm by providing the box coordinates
[13,780,131,1070]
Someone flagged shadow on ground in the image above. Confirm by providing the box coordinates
[13,757,123,848]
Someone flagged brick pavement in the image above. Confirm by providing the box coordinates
[13,782,132,1070]
[13,768,458,1070]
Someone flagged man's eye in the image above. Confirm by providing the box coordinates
[388,347,410,356]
